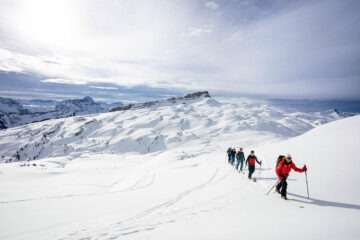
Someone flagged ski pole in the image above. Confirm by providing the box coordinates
[305,165,310,199]
[266,180,280,196]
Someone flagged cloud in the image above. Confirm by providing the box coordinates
[205,1,219,10]
[184,26,213,37]
[0,0,359,100]
[41,79,87,85]
[89,86,118,90]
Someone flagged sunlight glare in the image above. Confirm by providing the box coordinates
[13,0,80,48]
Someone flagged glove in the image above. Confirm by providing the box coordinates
[303,166,307,172]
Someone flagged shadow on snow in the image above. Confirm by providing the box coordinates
[288,192,360,211]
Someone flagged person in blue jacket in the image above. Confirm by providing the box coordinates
[231,148,236,165]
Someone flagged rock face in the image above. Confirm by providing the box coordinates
[183,91,211,99]
[110,91,211,112]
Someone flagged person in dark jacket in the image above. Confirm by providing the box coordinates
[236,148,245,172]
[276,154,307,200]
[245,150,261,179]
[231,148,236,165]
[227,147,232,163]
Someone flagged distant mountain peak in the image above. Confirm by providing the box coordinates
[326,108,354,118]
[82,96,94,103]
[0,97,30,114]
[55,96,103,113]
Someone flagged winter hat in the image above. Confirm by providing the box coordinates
[251,150,254,153]
[286,153,292,159]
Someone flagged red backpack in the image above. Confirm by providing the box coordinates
[249,157,256,166]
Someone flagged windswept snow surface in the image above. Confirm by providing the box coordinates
[0,96,359,240]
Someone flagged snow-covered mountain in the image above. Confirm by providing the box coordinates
[54,96,104,115]
[0,96,107,129]
[109,91,210,112]
[0,93,356,131]
[0,92,355,163]
[18,98,123,113]
[0,92,359,240]
[0,97,30,114]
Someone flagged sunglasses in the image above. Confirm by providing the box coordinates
[287,157,292,160]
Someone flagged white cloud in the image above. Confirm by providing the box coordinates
[185,26,213,37]
[205,1,219,10]
[41,79,87,85]
[89,86,118,90]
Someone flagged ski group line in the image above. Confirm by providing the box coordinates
[226,148,308,200]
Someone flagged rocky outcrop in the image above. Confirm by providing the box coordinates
[110,91,211,112]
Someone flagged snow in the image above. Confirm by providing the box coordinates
[256,115,360,203]
[0,95,359,240]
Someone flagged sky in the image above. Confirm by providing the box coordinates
[0,0,359,102]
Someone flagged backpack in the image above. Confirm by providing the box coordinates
[227,148,232,155]
[249,157,256,166]
[276,155,285,168]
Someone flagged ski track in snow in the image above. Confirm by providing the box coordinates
[59,168,223,240]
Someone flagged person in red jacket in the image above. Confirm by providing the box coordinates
[276,154,307,200]
[246,150,262,179]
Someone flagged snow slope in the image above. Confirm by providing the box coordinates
[256,115,360,204]
[0,96,359,240]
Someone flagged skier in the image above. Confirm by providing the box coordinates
[236,148,245,172]
[245,150,261,179]
[231,148,236,165]
[275,154,307,200]
[227,147,232,164]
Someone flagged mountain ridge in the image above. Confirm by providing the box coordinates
[0,94,356,163]
[0,92,213,129]
[109,91,211,112]
[0,96,124,129]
